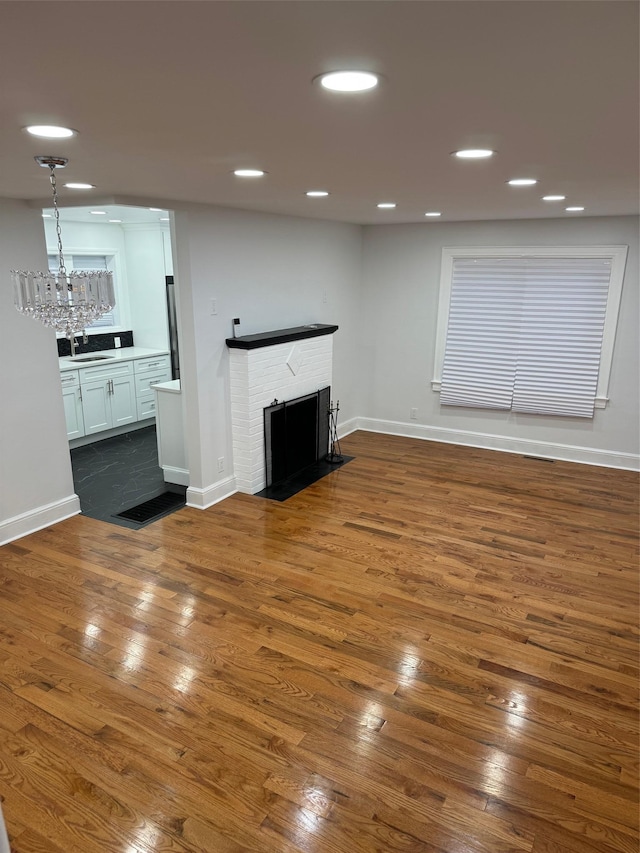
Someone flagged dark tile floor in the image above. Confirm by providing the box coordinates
[70,426,185,529]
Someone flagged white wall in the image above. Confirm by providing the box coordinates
[123,225,170,350]
[171,203,363,507]
[3,198,636,544]
[42,217,172,348]
[0,199,79,544]
[43,218,132,331]
[361,215,639,468]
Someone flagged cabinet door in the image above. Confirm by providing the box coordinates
[81,379,112,434]
[62,387,85,439]
[110,375,137,428]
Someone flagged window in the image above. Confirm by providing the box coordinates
[48,253,118,330]
[432,246,628,417]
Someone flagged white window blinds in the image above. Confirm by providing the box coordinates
[440,256,612,418]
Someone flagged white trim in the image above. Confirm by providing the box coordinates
[186,476,237,510]
[69,419,154,449]
[161,465,190,486]
[337,416,359,439]
[0,494,81,546]
[432,245,629,411]
[354,417,640,471]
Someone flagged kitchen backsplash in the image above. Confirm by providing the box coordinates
[57,331,134,357]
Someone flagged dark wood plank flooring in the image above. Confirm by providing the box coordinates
[1,431,638,852]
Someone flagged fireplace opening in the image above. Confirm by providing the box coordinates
[264,387,330,487]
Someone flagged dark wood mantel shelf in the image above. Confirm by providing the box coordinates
[226,323,338,350]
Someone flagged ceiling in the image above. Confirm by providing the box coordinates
[1,1,638,225]
[44,204,171,226]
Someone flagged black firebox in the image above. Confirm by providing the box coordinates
[264,387,331,488]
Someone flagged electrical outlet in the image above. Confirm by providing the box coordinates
[217,456,224,473]
[210,298,218,315]
[114,336,121,348]
[322,290,328,304]
[410,408,418,419]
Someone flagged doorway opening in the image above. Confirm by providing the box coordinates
[45,203,184,525]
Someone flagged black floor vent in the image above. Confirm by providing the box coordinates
[114,491,186,526]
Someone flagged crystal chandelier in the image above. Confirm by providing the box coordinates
[12,156,115,343]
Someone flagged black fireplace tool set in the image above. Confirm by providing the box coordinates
[326,400,343,464]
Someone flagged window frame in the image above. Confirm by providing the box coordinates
[47,247,126,335]
[431,245,629,411]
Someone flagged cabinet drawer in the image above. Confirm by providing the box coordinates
[60,370,80,389]
[79,360,133,381]
[134,355,171,375]
[135,368,172,394]
[136,391,157,420]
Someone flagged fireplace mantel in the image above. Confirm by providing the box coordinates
[226,323,338,350]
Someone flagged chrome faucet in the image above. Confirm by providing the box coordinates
[69,330,88,358]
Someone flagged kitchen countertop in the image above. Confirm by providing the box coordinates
[59,347,170,372]
[152,379,181,393]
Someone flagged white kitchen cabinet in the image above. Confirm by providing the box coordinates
[81,378,111,434]
[60,369,85,439]
[134,354,171,386]
[153,379,188,485]
[134,354,171,423]
[60,348,170,444]
[136,393,157,421]
[79,361,136,435]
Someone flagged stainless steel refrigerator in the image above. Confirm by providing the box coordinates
[165,276,180,380]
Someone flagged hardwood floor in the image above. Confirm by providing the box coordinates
[0,431,638,853]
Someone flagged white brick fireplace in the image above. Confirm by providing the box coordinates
[227,325,337,494]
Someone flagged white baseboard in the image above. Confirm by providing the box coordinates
[162,465,190,487]
[186,475,237,510]
[354,417,640,471]
[0,494,81,546]
[337,417,359,440]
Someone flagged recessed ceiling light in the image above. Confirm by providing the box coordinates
[566,206,585,212]
[64,182,94,190]
[148,207,163,212]
[425,211,442,217]
[507,178,538,186]
[377,203,396,209]
[233,169,266,177]
[160,217,170,221]
[306,190,329,197]
[317,71,379,92]
[453,149,495,159]
[542,195,566,202]
[90,210,106,215]
[42,213,52,218]
[108,219,122,223]
[24,125,76,139]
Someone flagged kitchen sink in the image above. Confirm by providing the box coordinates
[67,355,115,363]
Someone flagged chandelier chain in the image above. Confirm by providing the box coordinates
[12,154,116,341]
[49,165,67,277]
